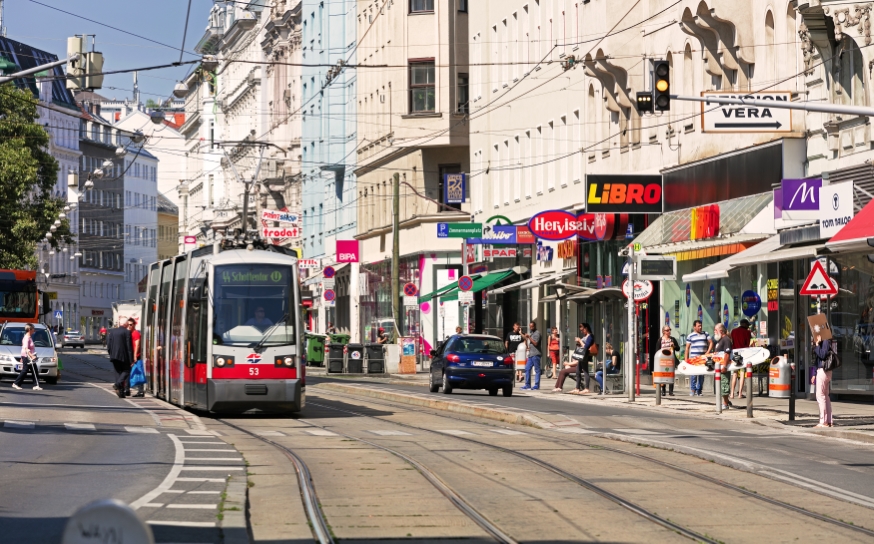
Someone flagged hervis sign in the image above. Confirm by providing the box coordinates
[701,91,792,134]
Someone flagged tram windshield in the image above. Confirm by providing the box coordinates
[213,264,296,347]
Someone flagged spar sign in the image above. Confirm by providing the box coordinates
[528,210,584,241]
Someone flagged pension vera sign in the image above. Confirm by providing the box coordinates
[701,91,792,133]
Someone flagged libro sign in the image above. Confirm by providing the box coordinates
[585,175,662,214]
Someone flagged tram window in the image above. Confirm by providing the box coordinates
[156,262,173,361]
[170,259,188,366]
[186,276,208,367]
[213,264,295,347]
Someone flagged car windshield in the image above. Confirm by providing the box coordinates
[0,329,53,348]
[449,337,506,355]
[213,264,296,347]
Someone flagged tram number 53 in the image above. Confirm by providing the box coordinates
[249,367,259,376]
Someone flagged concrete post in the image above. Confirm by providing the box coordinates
[715,363,722,414]
[746,361,753,418]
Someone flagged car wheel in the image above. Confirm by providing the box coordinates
[45,377,58,385]
[442,373,453,394]
[428,372,440,393]
[502,386,513,397]
[488,388,498,396]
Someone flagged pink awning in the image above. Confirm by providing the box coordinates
[826,199,874,253]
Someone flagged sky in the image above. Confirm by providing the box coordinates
[6,0,215,102]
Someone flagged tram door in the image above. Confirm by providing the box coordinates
[185,271,209,408]
[169,257,188,405]
[144,264,159,393]
[156,261,174,399]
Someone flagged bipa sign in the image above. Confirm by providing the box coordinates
[781,178,822,221]
[528,210,582,241]
[262,227,299,238]
[336,240,360,263]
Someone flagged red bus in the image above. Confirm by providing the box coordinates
[0,270,40,324]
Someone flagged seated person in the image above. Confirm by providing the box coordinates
[244,307,274,331]
[376,327,389,344]
[552,359,578,392]
[594,343,620,392]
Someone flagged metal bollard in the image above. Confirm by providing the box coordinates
[789,362,796,422]
[745,362,753,418]
[715,364,722,414]
[656,382,661,406]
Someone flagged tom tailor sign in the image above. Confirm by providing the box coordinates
[585,175,662,214]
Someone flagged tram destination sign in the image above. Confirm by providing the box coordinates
[701,91,792,133]
[220,267,286,285]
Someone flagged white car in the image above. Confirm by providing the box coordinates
[59,329,85,349]
[0,323,60,384]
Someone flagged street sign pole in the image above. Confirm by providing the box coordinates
[627,244,635,402]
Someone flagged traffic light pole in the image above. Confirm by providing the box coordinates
[0,55,78,85]
[671,94,874,118]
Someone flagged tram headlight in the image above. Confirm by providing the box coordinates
[284,357,295,368]
[216,357,226,367]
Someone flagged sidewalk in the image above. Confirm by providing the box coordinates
[308,366,874,444]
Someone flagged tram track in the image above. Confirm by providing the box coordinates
[307,390,874,541]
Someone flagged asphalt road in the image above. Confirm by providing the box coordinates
[310,376,874,508]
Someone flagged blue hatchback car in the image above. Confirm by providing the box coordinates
[429,334,515,396]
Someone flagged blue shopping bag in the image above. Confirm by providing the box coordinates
[129,359,146,387]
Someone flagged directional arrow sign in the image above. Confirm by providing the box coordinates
[701,91,792,134]
[799,260,838,297]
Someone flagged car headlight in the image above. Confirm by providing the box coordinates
[42,357,57,364]
[0,354,14,362]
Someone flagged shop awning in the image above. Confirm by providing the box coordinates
[418,273,483,303]
[682,235,781,282]
[826,198,874,253]
[490,268,576,295]
[440,269,519,302]
[566,287,624,303]
[725,236,825,268]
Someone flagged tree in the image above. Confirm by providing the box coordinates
[0,83,74,269]
[145,98,159,109]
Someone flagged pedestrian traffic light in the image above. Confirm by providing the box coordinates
[653,60,670,111]
[867,237,874,264]
[636,92,653,113]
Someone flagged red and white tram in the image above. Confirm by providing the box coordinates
[142,241,304,413]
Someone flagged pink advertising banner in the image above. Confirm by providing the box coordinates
[336,240,360,263]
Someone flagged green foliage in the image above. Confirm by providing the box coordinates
[145,98,159,109]
[0,83,73,269]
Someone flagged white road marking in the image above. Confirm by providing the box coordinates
[438,430,474,436]
[555,428,596,434]
[187,491,221,495]
[4,421,35,429]
[142,503,164,508]
[368,430,412,436]
[166,504,216,509]
[176,478,225,482]
[304,429,339,437]
[488,429,527,435]
[177,440,224,444]
[179,466,244,471]
[65,423,97,431]
[125,426,159,434]
[146,521,216,528]
[131,434,185,510]
[253,430,286,437]
[184,429,220,436]
[610,429,663,435]
[183,449,237,452]
[183,457,242,462]
[667,429,718,435]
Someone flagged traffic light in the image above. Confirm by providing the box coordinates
[868,237,874,264]
[66,36,104,91]
[636,92,653,113]
[653,60,670,111]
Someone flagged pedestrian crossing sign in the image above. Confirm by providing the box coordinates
[54,310,63,319]
[799,260,838,297]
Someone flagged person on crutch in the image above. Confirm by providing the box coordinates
[12,324,42,391]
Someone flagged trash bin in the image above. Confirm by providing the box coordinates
[345,343,364,373]
[365,343,385,374]
[305,334,327,367]
[329,333,350,346]
[326,344,345,373]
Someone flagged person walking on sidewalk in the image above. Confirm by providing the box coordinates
[520,322,541,391]
[729,319,752,399]
[658,326,679,396]
[547,327,560,379]
[12,324,42,391]
[714,323,733,410]
[812,334,834,428]
[106,322,134,399]
[128,319,145,397]
[685,320,712,396]
[570,323,593,395]
[505,323,525,383]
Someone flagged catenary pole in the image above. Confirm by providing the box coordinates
[392,172,401,342]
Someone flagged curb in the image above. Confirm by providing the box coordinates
[313,382,580,430]
[220,478,249,544]
[809,428,874,445]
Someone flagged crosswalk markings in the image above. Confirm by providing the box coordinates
[183,449,237,452]
[4,421,35,429]
[142,503,164,508]
[65,423,96,431]
[177,440,224,444]
[488,429,527,435]
[184,429,220,436]
[146,520,216,528]
[176,478,226,482]
[304,429,339,437]
[555,428,596,434]
[253,430,286,437]
[667,429,718,435]
[183,457,242,462]
[180,466,244,471]
[609,429,663,435]
[166,504,216,509]
[368,430,412,436]
[438,430,474,436]
[125,426,160,434]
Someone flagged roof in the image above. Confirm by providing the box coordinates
[0,37,77,109]
[129,145,158,161]
[157,193,178,215]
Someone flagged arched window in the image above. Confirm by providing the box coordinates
[765,11,776,85]
[838,37,866,106]
[586,84,596,147]
[683,44,693,113]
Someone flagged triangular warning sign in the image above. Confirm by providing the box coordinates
[800,260,838,296]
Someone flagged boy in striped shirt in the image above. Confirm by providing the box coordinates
[684,320,713,396]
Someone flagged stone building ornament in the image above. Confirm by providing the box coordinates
[798,22,817,75]
[825,3,873,44]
